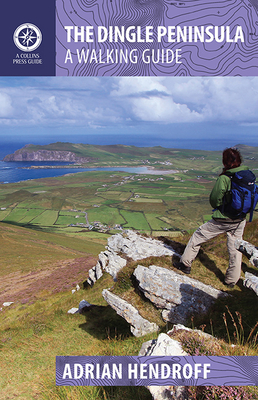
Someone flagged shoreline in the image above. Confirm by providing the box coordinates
[20,164,179,174]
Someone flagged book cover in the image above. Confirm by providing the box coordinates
[0,1,258,399]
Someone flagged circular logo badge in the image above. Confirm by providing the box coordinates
[13,23,42,52]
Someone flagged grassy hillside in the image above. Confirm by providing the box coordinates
[0,222,153,400]
[1,219,258,399]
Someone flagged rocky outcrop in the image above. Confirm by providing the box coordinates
[139,333,188,400]
[235,239,258,267]
[107,230,177,261]
[87,249,126,285]
[101,261,228,336]
[81,231,229,342]
[235,240,258,295]
[3,148,94,163]
[102,289,159,337]
[87,230,177,285]
[133,265,228,324]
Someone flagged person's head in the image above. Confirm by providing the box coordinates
[222,147,242,173]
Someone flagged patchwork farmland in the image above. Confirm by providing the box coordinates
[0,170,214,236]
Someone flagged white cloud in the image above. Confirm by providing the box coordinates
[131,96,203,123]
[1,76,258,130]
[111,77,169,96]
[0,93,13,117]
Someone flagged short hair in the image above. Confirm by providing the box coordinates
[222,147,242,173]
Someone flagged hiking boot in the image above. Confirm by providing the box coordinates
[223,281,235,289]
[173,261,191,274]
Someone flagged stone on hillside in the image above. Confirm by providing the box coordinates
[133,265,228,324]
[107,230,177,261]
[102,250,127,279]
[68,307,79,314]
[244,272,258,296]
[139,333,188,400]
[95,262,103,280]
[235,239,258,267]
[99,251,109,269]
[87,261,103,286]
[139,332,187,356]
[3,302,14,307]
[78,299,94,314]
[102,289,159,337]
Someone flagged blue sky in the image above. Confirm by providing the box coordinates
[0,76,258,150]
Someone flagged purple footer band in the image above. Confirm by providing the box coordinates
[56,355,258,386]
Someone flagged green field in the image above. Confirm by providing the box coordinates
[0,168,231,234]
[120,210,150,231]
[19,209,44,223]
[145,213,170,230]
[56,211,86,225]
[133,198,163,203]
[88,205,125,226]
[31,210,59,226]
[3,207,29,223]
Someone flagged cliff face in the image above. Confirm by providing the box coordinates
[3,149,95,163]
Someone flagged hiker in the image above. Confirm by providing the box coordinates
[173,147,256,288]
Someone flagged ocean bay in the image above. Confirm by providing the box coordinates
[0,161,163,184]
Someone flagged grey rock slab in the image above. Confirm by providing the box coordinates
[103,251,127,279]
[99,252,109,269]
[139,333,188,400]
[87,262,103,286]
[102,289,159,337]
[235,239,258,268]
[107,230,177,261]
[78,299,94,314]
[3,302,14,307]
[139,332,187,356]
[244,271,258,296]
[95,262,103,280]
[134,265,228,324]
[67,307,79,314]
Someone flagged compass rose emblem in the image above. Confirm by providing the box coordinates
[13,23,42,52]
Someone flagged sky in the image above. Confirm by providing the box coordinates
[0,76,258,150]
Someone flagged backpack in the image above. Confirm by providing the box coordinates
[222,170,258,222]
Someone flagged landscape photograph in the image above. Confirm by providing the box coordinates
[1,76,258,399]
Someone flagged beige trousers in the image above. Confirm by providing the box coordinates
[181,218,246,285]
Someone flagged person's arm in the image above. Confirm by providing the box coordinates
[209,175,231,209]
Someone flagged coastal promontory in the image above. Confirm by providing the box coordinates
[3,143,96,163]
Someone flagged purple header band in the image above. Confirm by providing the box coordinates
[56,0,258,76]
[56,355,258,386]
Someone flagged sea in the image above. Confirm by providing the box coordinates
[0,161,157,184]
